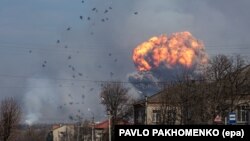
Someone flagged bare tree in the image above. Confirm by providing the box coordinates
[203,54,250,123]
[172,68,202,124]
[70,119,92,141]
[0,97,21,141]
[18,126,49,141]
[100,81,133,141]
[157,54,250,125]
[175,78,204,124]
[158,85,178,125]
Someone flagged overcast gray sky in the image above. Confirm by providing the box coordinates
[0,0,249,124]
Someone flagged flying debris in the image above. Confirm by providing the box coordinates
[81,0,84,3]
[100,83,104,87]
[87,17,91,20]
[114,58,118,62]
[67,27,71,31]
[69,102,73,105]
[65,45,68,48]
[109,6,112,10]
[80,16,83,20]
[78,110,81,113]
[78,73,82,76]
[105,17,109,21]
[57,40,60,43]
[134,12,138,15]
[68,56,72,60]
[108,53,112,56]
[72,75,76,78]
[58,106,63,109]
[42,62,47,67]
[69,115,74,120]
[101,19,105,22]
[68,94,72,97]
[92,8,96,11]
[104,9,108,13]
[29,50,32,53]
[110,72,114,77]
[68,65,72,68]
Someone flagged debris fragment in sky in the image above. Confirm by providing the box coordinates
[68,56,72,60]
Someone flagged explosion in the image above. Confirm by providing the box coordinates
[132,31,207,71]
[129,31,208,96]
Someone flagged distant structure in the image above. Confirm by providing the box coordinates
[134,65,250,125]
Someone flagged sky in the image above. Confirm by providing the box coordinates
[0,0,249,124]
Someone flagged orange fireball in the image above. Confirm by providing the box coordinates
[132,31,208,71]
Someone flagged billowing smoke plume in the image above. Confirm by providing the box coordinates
[23,76,103,124]
[24,78,58,125]
[128,31,208,96]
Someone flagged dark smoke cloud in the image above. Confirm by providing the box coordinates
[128,65,197,96]
[128,72,160,96]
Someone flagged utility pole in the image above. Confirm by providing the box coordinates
[145,95,148,125]
[77,123,80,141]
[88,108,95,141]
[67,126,69,141]
[76,115,82,141]
[108,110,111,141]
[92,116,95,141]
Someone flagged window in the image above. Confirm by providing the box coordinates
[152,110,160,123]
[237,105,250,123]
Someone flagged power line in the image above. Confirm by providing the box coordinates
[0,42,249,54]
[0,72,169,85]
[0,73,97,82]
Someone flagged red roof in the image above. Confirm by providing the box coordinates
[52,125,61,130]
[94,119,130,129]
[95,120,109,129]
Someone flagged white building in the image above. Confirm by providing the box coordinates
[52,124,75,141]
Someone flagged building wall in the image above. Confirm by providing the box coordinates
[95,129,105,141]
[53,125,75,141]
[145,103,181,125]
